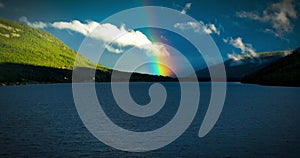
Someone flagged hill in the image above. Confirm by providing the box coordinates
[195,50,291,81]
[0,18,108,70]
[241,48,300,87]
[0,18,175,85]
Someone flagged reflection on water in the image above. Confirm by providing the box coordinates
[0,82,300,157]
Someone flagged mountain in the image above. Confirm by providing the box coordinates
[0,18,175,85]
[0,18,108,70]
[241,48,300,87]
[195,50,291,81]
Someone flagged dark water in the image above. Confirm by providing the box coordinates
[0,82,300,157]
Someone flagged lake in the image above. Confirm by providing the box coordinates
[0,82,300,157]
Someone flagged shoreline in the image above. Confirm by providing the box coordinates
[2,81,299,88]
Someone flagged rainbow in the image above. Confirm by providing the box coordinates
[141,32,175,77]
[147,54,174,77]
[133,1,175,77]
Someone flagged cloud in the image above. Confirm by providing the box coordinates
[236,0,297,37]
[104,44,123,54]
[181,3,192,14]
[0,2,4,8]
[19,16,47,29]
[174,21,220,35]
[223,37,257,61]
[51,20,170,56]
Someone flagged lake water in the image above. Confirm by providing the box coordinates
[0,82,300,157]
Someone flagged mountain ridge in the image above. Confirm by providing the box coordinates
[195,50,291,81]
[241,47,300,87]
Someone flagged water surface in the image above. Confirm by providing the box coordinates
[0,82,299,157]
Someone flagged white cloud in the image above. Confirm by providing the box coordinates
[181,3,192,14]
[223,37,257,61]
[51,20,170,56]
[104,44,123,54]
[236,0,297,37]
[227,53,244,61]
[0,2,4,8]
[19,16,47,29]
[174,21,220,35]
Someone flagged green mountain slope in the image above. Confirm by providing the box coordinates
[0,18,108,71]
[241,48,300,87]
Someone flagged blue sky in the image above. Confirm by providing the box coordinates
[0,0,299,76]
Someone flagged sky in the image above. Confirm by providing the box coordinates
[0,0,299,76]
